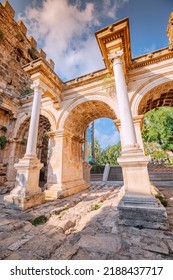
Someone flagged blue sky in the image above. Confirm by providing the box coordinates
[3,0,173,149]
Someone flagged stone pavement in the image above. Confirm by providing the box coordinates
[0,181,173,260]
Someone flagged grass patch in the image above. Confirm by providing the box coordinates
[59,208,68,218]
[29,215,48,226]
[155,194,168,207]
[91,204,102,211]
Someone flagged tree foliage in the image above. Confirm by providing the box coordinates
[88,138,121,165]
[142,107,173,153]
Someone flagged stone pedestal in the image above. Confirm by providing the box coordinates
[102,163,110,182]
[4,156,45,210]
[118,194,169,229]
[117,148,169,229]
[45,179,89,200]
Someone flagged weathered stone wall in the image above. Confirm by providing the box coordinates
[0,1,44,185]
[0,1,39,97]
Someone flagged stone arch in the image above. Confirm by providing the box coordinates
[15,115,51,158]
[8,114,52,186]
[13,109,56,139]
[58,95,118,132]
[40,109,56,131]
[131,74,173,115]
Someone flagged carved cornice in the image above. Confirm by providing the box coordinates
[23,58,63,105]
[95,18,132,74]
[95,17,173,77]
[130,47,173,70]
[64,68,108,88]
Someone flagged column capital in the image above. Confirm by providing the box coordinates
[31,80,45,92]
[108,50,124,65]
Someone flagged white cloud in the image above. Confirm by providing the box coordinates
[19,0,128,80]
[95,127,120,149]
[140,44,156,55]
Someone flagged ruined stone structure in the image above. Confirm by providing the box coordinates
[1,1,173,228]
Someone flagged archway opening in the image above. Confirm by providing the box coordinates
[14,115,51,187]
[138,85,173,180]
[63,100,119,184]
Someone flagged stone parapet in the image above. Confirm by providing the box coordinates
[17,20,27,35]
[2,0,15,18]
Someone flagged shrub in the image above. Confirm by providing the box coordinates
[29,215,48,226]
[0,136,7,149]
[22,87,33,96]
[28,48,38,60]
[155,194,168,207]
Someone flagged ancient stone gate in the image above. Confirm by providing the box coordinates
[1,1,173,228]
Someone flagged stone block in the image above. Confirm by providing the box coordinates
[8,236,33,251]
[77,234,121,254]
[118,194,169,230]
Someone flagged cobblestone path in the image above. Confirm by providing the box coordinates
[0,182,173,260]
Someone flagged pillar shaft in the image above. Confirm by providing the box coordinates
[25,86,42,156]
[110,51,137,148]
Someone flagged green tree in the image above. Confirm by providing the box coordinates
[102,143,121,165]
[88,138,102,164]
[88,138,121,165]
[142,107,173,153]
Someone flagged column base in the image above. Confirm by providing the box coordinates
[3,192,45,210]
[118,194,169,230]
[3,155,45,210]
[45,179,90,200]
[118,147,152,195]
[117,147,169,229]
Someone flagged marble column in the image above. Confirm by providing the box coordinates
[25,86,42,157]
[109,50,138,150]
[4,82,45,210]
[109,50,168,229]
